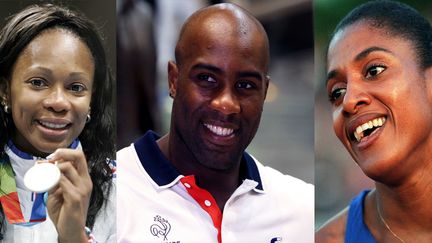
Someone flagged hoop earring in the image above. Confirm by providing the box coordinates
[86,114,91,123]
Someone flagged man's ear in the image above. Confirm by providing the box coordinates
[263,75,270,100]
[424,66,432,103]
[168,61,179,99]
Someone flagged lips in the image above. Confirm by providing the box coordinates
[352,117,386,142]
[347,114,387,145]
[35,118,72,140]
[38,120,70,130]
[201,120,239,147]
[203,123,234,137]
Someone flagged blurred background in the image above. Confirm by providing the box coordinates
[117,0,314,184]
[314,0,432,228]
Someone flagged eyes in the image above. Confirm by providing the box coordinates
[70,83,86,92]
[365,65,385,78]
[195,73,258,91]
[27,78,88,94]
[328,64,387,103]
[329,87,346,102]
[197,74,216,84]
[30,78,45,87]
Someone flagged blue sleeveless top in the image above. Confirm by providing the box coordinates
[345,190,376,243]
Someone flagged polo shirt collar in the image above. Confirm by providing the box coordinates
[134,130,264,192]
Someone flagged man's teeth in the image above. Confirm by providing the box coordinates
[353,117,386,142]
[39,121,68,129]
[204,123,234,136]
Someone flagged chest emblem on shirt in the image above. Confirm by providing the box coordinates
[150,215,171,241]
[270,237,282,243]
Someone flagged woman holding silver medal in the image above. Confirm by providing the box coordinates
[0,3,115,242]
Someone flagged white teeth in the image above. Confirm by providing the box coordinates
[354,131,360,142]
[353,117,386,142]
[39,121,68,129]
[356,126,362,135]
[204,123,234,137]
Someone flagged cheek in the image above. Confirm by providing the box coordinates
[11,92,38,120]
[388,78,426,121]
[332,107,345,142]
[182,93,202,113]
[73,98,91,123]
[181,85,209,110]
[242,99,264,122]
[172,91,201,123]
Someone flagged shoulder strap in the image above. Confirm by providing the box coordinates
[345,190,376,243]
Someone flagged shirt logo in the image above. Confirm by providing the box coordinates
[150,215,171,241]
[270,237,282,243]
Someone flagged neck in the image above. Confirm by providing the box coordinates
[366,162,432,241]
[157,133,242,210]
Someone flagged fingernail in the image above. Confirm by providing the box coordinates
[46,153,55,159]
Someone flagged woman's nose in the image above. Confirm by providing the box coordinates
[342,81,371,115]
[42,87,71,112]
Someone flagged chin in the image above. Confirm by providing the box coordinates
[357,157,403,184]
[35,141,69,154]
[196,151,240,171]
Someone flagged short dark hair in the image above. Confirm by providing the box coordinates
[0,3,114,231]
[331,0,432,69]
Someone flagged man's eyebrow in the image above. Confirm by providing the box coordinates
[354,46,394,62]
[191,63,223,74]
[238,71,263,81]
[191,63,263,80]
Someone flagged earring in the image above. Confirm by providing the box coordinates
[1,99,10,113]
[85,107,91,123]
[3,104,10,113]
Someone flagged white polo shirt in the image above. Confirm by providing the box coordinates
[117,131,313,243]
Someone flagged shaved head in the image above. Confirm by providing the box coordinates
[175,3,270,73]
[165,3,270,173]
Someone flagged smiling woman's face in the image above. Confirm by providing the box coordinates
[326,21,432,182]
[7,28,94,157]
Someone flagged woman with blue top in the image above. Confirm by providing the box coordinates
[316,1,432,242]
[0,3,115,242]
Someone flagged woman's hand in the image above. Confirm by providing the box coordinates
[47,148,93,243]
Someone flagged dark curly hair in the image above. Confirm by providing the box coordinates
[0,3,115,234]
[330,0,432,69]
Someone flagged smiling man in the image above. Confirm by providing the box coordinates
[117,3,313,243]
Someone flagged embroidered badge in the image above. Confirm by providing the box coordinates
[270,237,282,243]
[150,215,171,241]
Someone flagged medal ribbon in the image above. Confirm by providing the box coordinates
[0,154,46,225]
